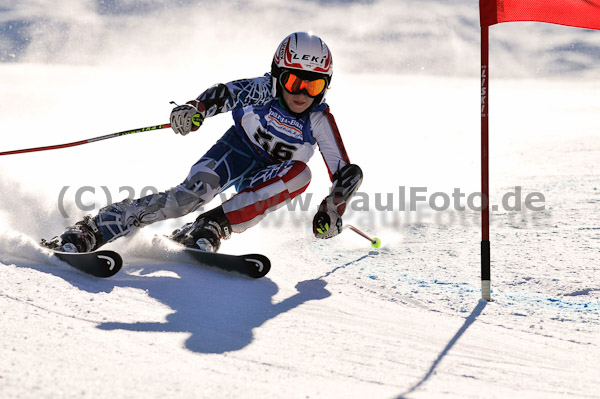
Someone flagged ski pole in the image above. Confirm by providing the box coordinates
[345,224,381,248]
[0,123,171,157]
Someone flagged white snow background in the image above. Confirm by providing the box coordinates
[1,0,599,398]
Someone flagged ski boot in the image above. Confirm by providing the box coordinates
[171,206,231,252]
[41,215,106,253]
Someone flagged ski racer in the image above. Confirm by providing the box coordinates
[44,32,363,253]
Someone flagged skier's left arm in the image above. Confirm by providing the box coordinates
[170,74,272,135]
[310,107,363,239]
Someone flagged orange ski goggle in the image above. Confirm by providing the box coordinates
[280,71,327,97]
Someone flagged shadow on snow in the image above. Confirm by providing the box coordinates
[8,256,332,354]
[395,299,488,398]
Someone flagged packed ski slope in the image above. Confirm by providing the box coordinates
[1,1,599,398]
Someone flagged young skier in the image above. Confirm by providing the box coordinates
[44,32,363,253]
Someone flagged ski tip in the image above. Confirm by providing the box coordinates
[243,254,271,278]
[52,250,123,278]
[94,250,123,277]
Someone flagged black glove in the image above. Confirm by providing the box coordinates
[313,206,342,239]
[312,164,363,239]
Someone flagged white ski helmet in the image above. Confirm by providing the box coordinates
[271,32,333,104]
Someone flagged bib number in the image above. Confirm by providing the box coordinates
[253,129,297,161]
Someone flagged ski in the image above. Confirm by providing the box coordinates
[38,237,268,278]
[46,249,123,278]
[180,247,271,278]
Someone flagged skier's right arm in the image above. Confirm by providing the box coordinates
[170,75,272,136]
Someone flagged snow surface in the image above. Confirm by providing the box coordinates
[1,1,599,398]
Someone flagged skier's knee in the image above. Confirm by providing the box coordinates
[283,161,311,198]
